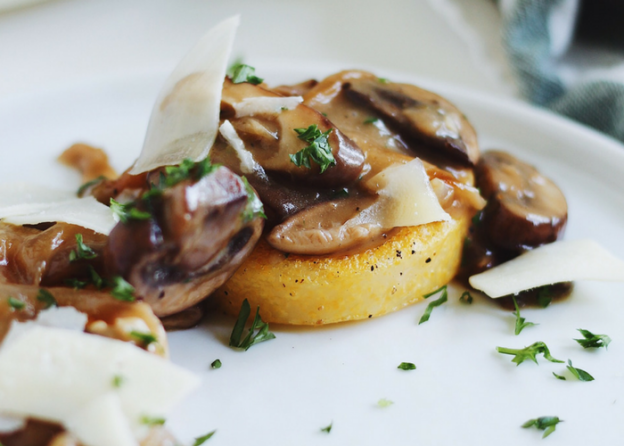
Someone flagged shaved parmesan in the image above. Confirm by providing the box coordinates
[360,158,451,228]
[0,414,25,434]
[233,96,303,117]
[218,120,263,174]
[469,239,624,298]
[131,16,239,174]
[66,394,137,446]
[0,325,199,443]
[0,183,75,216]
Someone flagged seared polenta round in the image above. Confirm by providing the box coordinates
[214,214,469,325]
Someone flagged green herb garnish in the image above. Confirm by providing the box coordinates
[566,359,594,382]
[88,265,107,290]
[363,117,379,124]
[241,176,266,223]
[230,64,263,85]
[77,175,106,197]
[290,124,336,173]
[112,375,124,388]
[418,285,448,324]
[36,289,57,308]
[496,341,563,366]
[512,296,536,335]
[140,415,166,426]
[536,286,553,308]
[7,297,25,311]
[377,398,394,408]
[320,422,332,433]
[130,331,158,346]
[110,276,135,302]
[459,291,473,304]
[552,372,566,380]
[64,278,88,289]
[193,430,216,445]
[522,416,562,439]
[377,77,390,84]
[211,359,222,369]
[229,299,276,351]
[69,233,97,262]
[110,198,151,224]
[574,328,611,349]
[397,362,416,371]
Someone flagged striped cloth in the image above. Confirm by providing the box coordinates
[499,0,624,142]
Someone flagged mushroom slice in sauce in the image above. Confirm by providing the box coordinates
[342,74,479,166]
[476,150,568,251]
[104,166,264,317]
[220,79,365,188]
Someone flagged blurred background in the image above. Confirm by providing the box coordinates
[1,0,622,143]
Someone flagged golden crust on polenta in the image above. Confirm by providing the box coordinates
[214,214,470,325]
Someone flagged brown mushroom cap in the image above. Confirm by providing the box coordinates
[343,76,479,166]
[104,166,263,316]
[476,150,568,251]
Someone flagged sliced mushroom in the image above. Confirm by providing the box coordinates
[343,76,479,165]
[159,304,205,330]
[267,196,384,255]
[220,79,365,188]
[104,166,263,316]
[475,150,568,251]
[271,79,319,97]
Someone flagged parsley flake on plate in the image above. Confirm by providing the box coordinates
[230,64,263,85]
[7,297,25,311]
[377,398,394,408]
[229,299,276,351]
[320,422,333,433]
[459,291,473,304]
[575,328,611,349]
[193,430,216,445]
[418,285,448,324]
[566,359,594,382]
[211,359,222,369]
[112,375,124,388]
[130,331,158,347]
[552,372,566,380]
[522,416,562,439]
[140,415,166,426]
[512,296,537,335]
[496,341,563,366]
[290,124,336,173]
[397,362,416,371]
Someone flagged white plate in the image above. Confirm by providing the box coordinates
[1,63,624,446]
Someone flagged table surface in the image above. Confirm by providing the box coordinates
[0,0,515,100]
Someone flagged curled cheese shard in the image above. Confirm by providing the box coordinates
[0,325,199,441]
[131,16,240,174]
[469,239,624,298]
[359,158,451,228]
[218,120,262,175]
[0,183,116,234]
[233,96,303,117]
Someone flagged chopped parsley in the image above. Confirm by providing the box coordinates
[536,286,553,308]
[552,372,566,380]
[459,291,473,304]
[110,198,151,224]
[112,375,124,388]
[566,359,594,382]
[363,117,379,124]
[320,422,333,433]
[522,416,562,439]
[110,276,136,302]
[230,64,263,85]
[397,362,416,371]
[88,265,107,290]
[7,297,25,311]
[512,296,536,335]
[418,285,448,324]
[77,175,106,196]
[575,328,611,349]
[193,430,216,445]
[64,278,88,289]
[241,176,266,223]
[496,342,563,366]
[290,124,336,173]
[130,331,158,346]
[140,415,166,426]
[377,77,390,84]
[69,233,97,262]
[211,359,222,369]
[377,398,394,408]
[36,289,57,309]
[229,299,276,351]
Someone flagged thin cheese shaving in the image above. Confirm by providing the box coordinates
[218,120,263,175]
[469,239,624,298]
[130,16,239,174]
[233,96,303,117]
